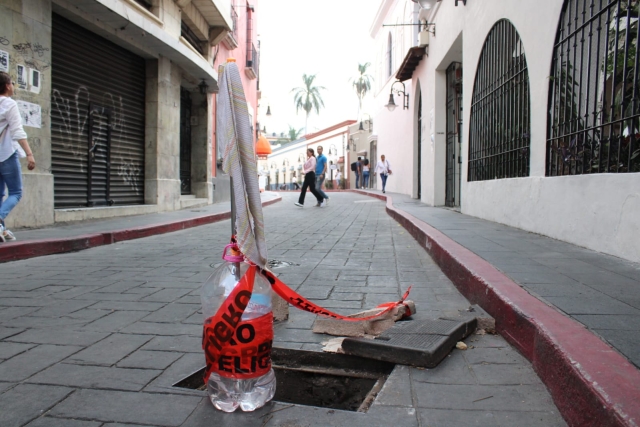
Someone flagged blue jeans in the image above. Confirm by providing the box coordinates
[315,174,328,200]
[0,151,23,222]
[362,171,370,188]
[355,172,360,188]
[380,173,388,191]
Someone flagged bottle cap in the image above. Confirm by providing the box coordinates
[227,58,236,63]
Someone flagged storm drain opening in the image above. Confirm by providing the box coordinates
[173,348,394,412]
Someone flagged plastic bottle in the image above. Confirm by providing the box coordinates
[201,261,276,412]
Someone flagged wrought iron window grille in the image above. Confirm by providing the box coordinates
[547,0,640,176]
[468,19,531,182]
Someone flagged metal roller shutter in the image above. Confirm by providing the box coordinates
[51,14,146,208]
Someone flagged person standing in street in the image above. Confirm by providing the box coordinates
[354,156,363,189]
[362,157,370,189]
[295,148,324,208]
[374,154,392,194]
[315,145,329,205]
[0,72,36,242]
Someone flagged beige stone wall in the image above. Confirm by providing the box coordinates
[0,0,55,228]
[145,57,182,211]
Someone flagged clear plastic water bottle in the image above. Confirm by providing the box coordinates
[201,261,276,412]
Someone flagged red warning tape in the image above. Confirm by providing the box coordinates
[203,250,412,383]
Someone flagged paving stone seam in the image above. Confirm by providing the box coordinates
[353,189,640,427]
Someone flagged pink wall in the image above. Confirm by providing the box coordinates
[211,0,260,177]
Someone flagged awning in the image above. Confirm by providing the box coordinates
[395,47,426,82]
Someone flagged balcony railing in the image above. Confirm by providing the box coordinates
[230,4,238,42]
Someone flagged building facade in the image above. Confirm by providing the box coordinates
[2,0,234,228]
[371,0,640,263]
[266,120,356,191]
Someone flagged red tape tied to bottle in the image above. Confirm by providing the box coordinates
[202,266,274,383]
[202,241,413,383]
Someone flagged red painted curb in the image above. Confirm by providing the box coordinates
[358,191,640,427]
[0,196,281,263]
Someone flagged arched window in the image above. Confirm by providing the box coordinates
[547,0,640,175]
[387,32,393,78]
[468,19,531,181]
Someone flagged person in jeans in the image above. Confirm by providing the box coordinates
[362,157,370,189]
[355,156,363,189]
[294,148,324,208]
[374,154,392,194]
[0,72,36,242]
[315,145,329,206]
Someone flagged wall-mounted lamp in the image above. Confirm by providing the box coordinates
[282,159,290,167]
[266,105,272,116]
[385,81,409,112]
[198,80,209,95]
[347,137,354,151]
[411,0,433,9]
[358,114,373,131]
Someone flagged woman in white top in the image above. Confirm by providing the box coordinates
[0,72,36,242]
[294,148,324,207]
[374,154,392,193]
[362,158,370,189]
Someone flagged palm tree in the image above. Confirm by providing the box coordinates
[287,125,304,141]
[351,62,373,118]
[291,74,326,133]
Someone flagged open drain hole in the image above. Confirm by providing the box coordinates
[173,348,394,412]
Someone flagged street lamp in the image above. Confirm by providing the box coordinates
[385,81,409,112]
[359,114,372,131]
[411,0,432,8]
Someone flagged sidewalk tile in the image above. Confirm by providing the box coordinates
[0,384,73,427]
[48,389,201,426]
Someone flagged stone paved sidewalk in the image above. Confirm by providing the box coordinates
[0,191,565,426]
[386,192,640,369]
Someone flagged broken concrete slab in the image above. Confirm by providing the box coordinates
[312,300,416,338]
[440,304,495,334]
[341,317,477,368]
[271,293,289,321]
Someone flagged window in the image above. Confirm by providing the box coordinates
[387,32,393,78]
[547,0,640,175]
[468,19,531,181]
[181,21,203,55]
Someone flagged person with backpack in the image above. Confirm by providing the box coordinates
[374,154,392,193]
[362,157,370,189]
[352,157,363,189]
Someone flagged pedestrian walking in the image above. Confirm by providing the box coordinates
[362,157,370,189]
[0,72,36,242]
[354,156,363,189]
[335,170,342,189]
[374,154,392,194]
[315,145,329,205]
[294,148,324,208]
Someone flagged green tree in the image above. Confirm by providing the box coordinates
[350,62,373,118]
[287,125,304,141]
[291,74,326,133]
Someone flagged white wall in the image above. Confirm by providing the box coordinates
[372,0,640,263]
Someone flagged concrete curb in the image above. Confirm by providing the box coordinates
[353,189,640,427]
[0,196,282,263]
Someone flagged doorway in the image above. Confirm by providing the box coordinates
[445,63,462,208]
[417,92,422,199]
[180,87,192,195]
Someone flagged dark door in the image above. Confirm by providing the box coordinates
[51,14,145,208]
[417,92,422,199]
[446,62,463,207]
[180,87,192,195]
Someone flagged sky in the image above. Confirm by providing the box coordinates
[257,0,380,137]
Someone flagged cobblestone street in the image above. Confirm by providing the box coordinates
[0,192,565,426]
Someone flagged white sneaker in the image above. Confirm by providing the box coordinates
[294,202,303,207]
[3,229,16,241]
[320,201,326,208]
[0,225,6,243]
[324,198,329,206]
